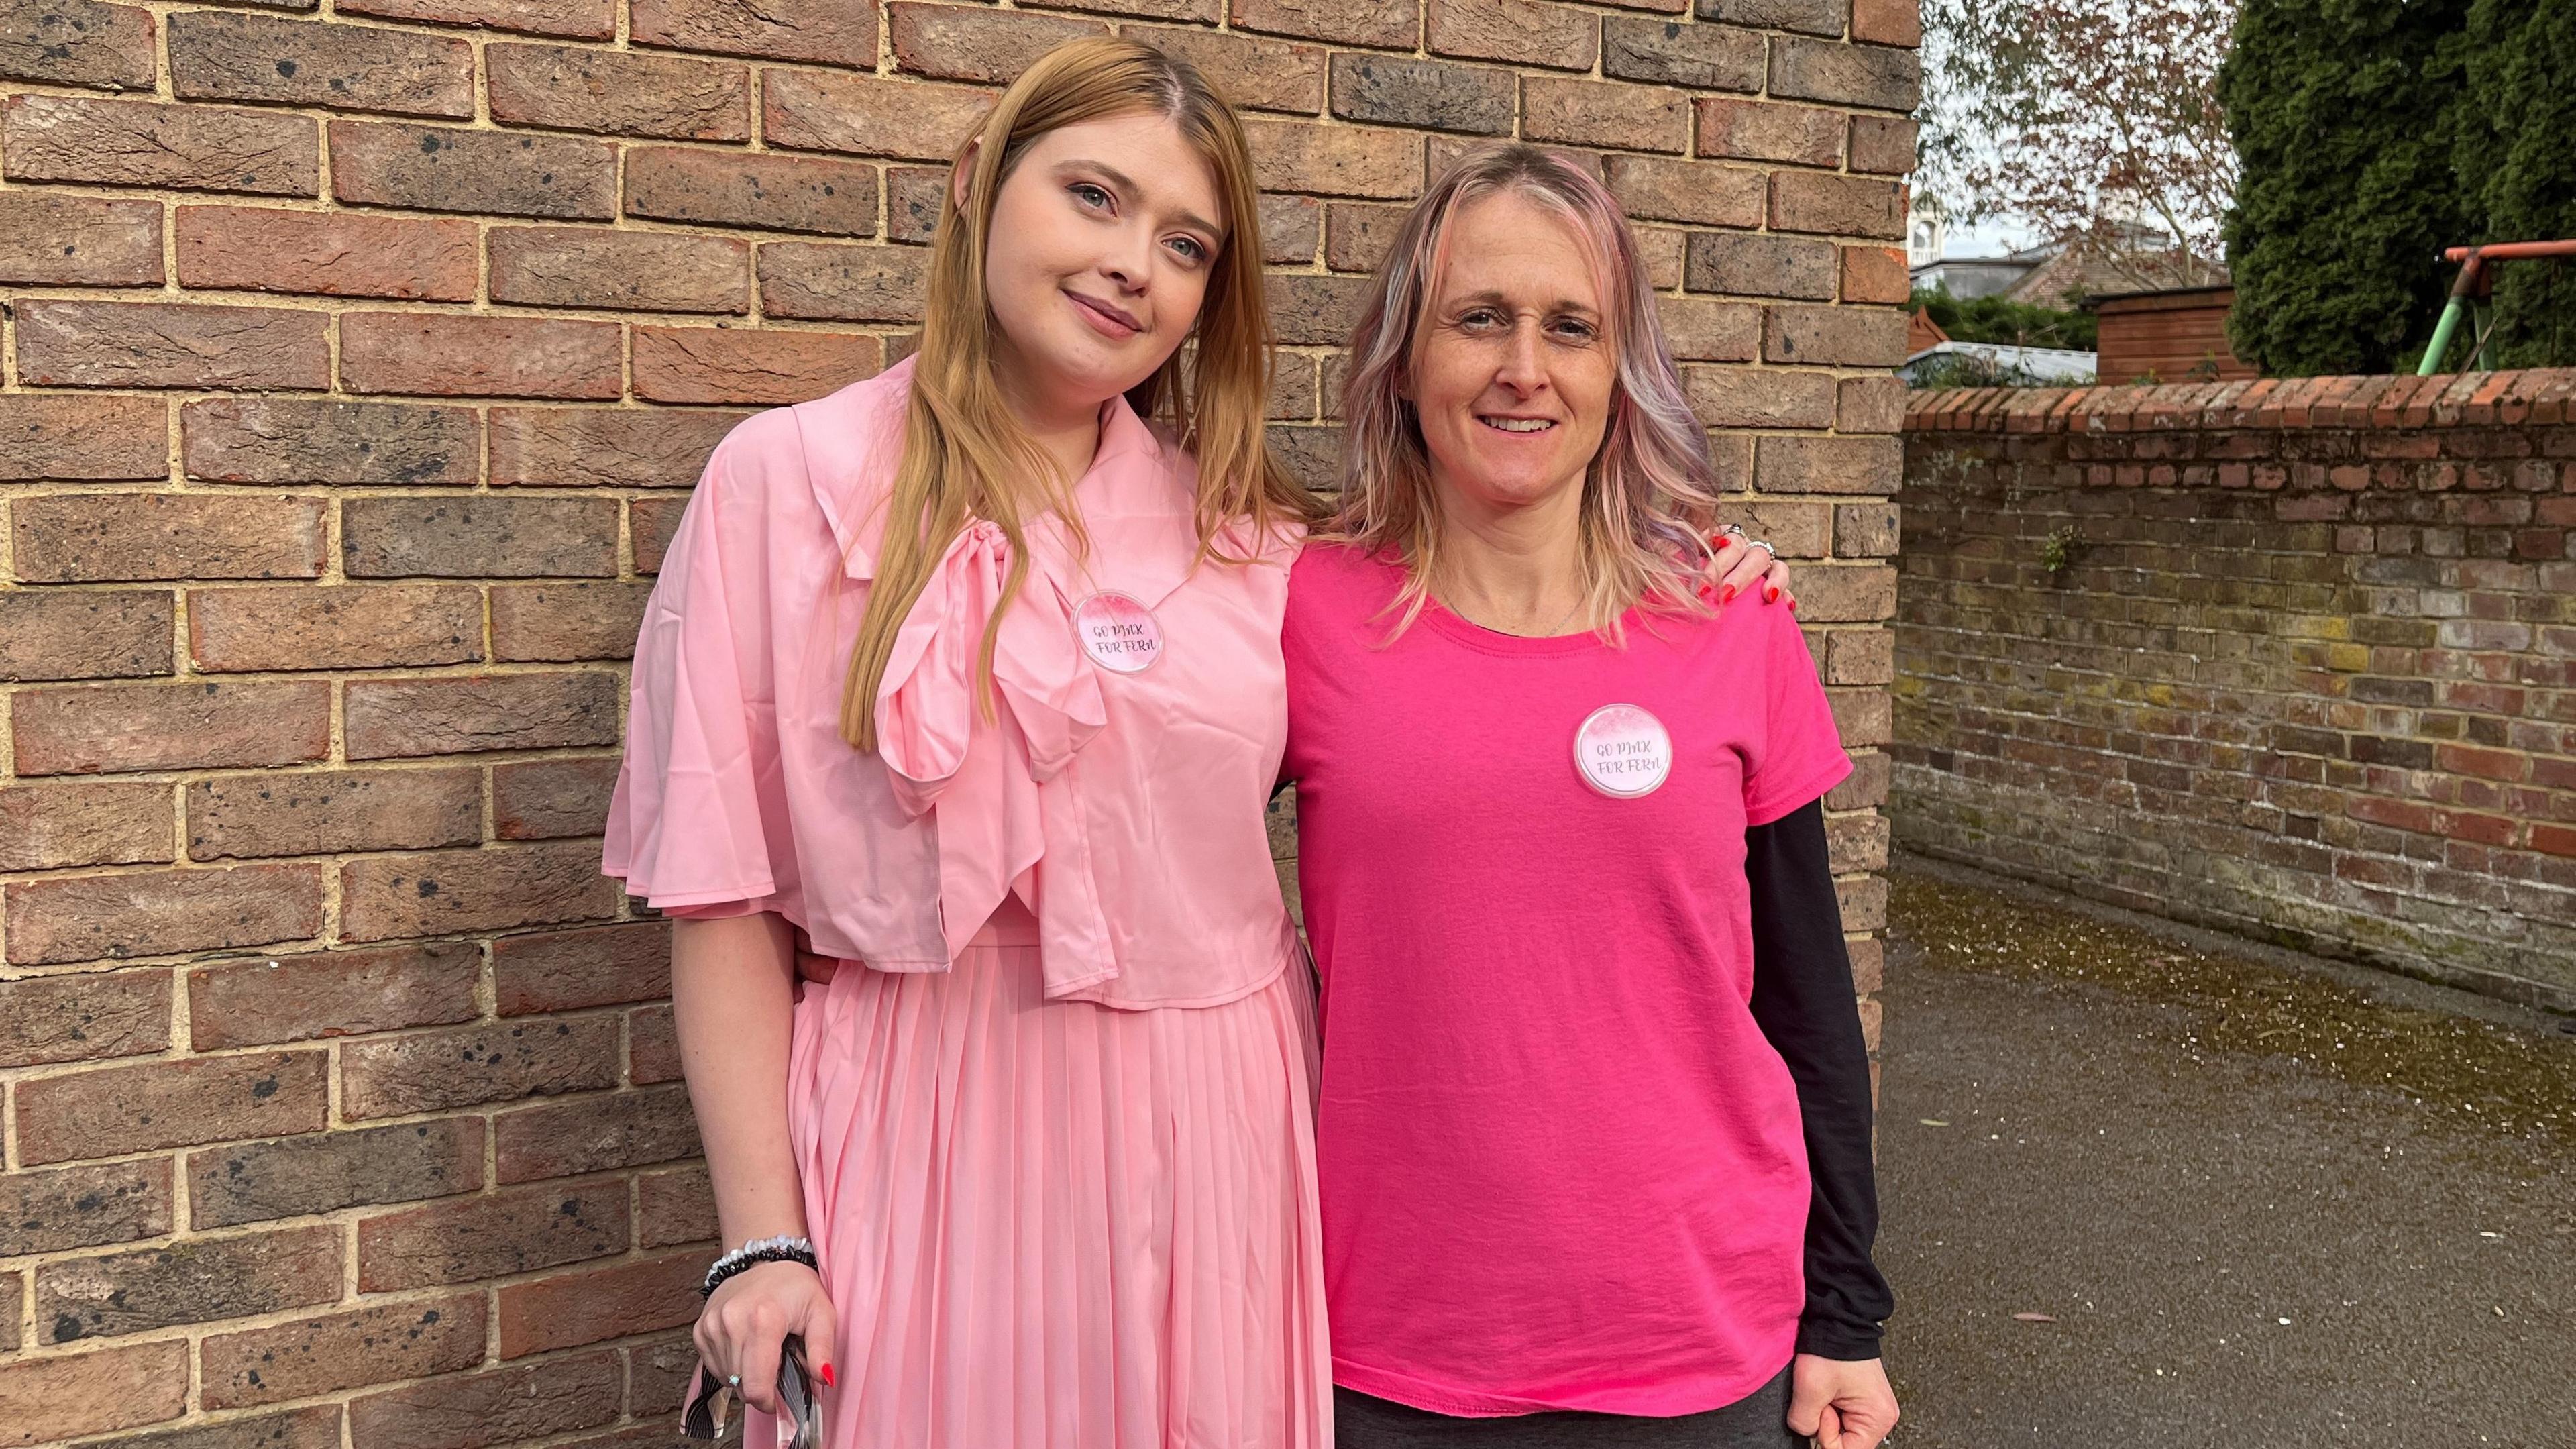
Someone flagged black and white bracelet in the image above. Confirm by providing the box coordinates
[701,1235,818,1298]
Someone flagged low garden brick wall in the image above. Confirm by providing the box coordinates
[1898,372,2576,1012]
[0,0,1913,1443]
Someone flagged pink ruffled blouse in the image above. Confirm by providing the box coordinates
[604,357,1304,1009]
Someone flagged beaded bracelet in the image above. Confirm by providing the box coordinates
[701,1235,818,1298]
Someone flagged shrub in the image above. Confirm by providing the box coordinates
[2219,0,2473,376]
[2451,0,2576,368]
[1911,286,2100,350]
[2223,0,2575,372]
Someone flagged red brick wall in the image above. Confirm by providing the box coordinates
[0,1,1913,1442]
[1897,373,2576,1012]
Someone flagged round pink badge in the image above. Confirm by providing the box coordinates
[1073,590,1163,674]
[1573,703,1672,799]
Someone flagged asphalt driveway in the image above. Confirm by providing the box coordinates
[1874,859,2576,1448]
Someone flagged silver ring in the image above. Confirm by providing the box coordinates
[1746,539,1776,558]
[1719,523,1749,541]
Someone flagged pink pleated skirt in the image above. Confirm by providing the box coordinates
[764,901,1332,1449]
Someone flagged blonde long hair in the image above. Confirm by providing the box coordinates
[1328,143,1724,640]
[841,38,1307,750]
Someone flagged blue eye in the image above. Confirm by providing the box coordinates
[1070,182,1112,210]
[1168,236,1207,263]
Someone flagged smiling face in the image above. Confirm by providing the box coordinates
[971,111,1228,425]
[1407,191,1619,521]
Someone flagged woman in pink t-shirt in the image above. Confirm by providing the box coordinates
[1281,145,1900,1448]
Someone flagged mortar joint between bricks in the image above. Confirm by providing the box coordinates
[144,0,175,104]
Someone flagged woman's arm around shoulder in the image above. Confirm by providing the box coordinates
[1701,524,1797,610]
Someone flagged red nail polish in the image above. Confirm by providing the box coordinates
[1788,597,1799,613]
[1764,584,1779,603]
[819,1364,836,1389]
[1719,584,1737,604]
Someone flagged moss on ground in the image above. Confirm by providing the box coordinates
[1888,867,2576,1152]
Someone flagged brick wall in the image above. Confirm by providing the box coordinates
[1897,373,2576,1013]
[0,0,1912,1441]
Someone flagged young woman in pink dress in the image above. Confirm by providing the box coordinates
[605,40,1329,1448]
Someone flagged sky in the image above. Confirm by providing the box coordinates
[1944,215,2041,259]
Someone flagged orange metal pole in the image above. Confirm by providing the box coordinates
[2441,240,2576,262]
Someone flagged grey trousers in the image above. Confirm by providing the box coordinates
[1333,1364,1804,1449]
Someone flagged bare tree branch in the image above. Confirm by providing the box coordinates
[1919,0,2241,289]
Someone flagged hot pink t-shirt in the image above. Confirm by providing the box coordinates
[1281,544,1853,1417]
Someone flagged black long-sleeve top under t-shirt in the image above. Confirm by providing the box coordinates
[1744,798,1893,1360]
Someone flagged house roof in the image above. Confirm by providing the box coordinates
[2003,246,2230,309]
[2085,283,2239,311]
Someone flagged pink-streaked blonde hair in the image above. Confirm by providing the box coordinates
[1327,142,1725,641]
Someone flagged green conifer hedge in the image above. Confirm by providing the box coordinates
[2452,0,2576,368]
[2219,0,2473,376]
[2222,0,2574,374]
